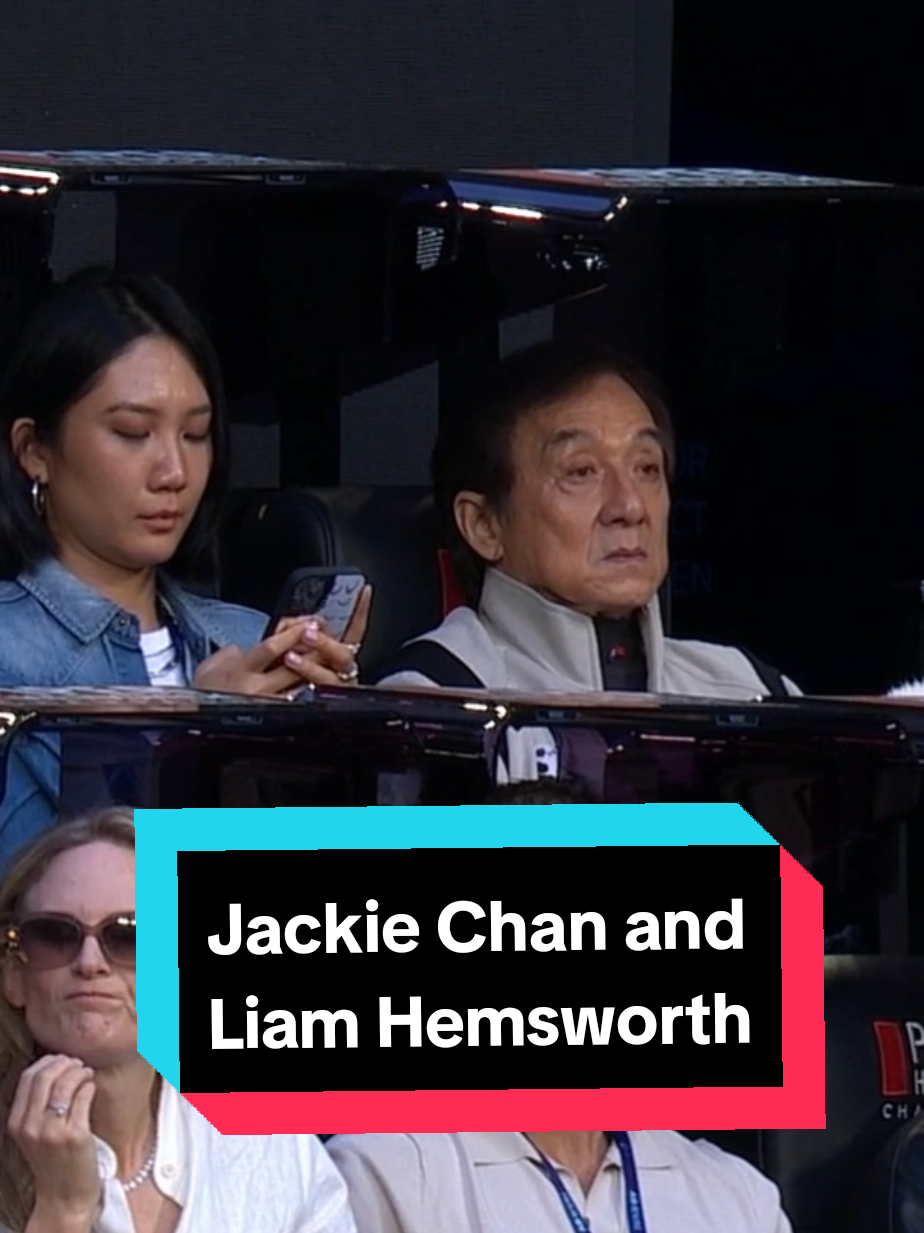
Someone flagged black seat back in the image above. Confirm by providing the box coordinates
[763,956,924,1233]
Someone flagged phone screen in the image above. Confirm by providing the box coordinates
[265,570,365,641]
[288,573,337,614]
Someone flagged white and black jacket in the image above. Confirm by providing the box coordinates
[378,568,801,701]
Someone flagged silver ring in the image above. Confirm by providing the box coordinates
[336,665,360,684]
[344,643,362,656]
[46,1101,69,1118]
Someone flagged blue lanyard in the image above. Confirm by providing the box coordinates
[530,1132,647,1233]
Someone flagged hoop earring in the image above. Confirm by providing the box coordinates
[30,478,46,519]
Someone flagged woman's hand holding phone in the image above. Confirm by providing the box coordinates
[275,583,372,688]
[193,584,372,697]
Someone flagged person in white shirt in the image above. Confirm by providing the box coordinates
[0,807,356,1233]
[328,1130,793,1233]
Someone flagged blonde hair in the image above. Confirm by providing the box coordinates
[0,808,135,1231]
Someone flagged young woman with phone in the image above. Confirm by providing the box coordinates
[0,269,371,859]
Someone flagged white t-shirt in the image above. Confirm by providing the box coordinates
[140,626,187,688]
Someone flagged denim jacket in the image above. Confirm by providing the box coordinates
[0,557,267,869]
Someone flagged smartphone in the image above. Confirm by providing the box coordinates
[263,567,366,642]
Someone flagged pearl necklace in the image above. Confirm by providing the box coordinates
[121,1136,158,1194]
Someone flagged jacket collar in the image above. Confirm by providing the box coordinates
[477,568,667,691]
[18,556,126,644]
[17,556,213,656]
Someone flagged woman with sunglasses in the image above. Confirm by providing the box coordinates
[0,807,356,1233]
[0,269,371,863]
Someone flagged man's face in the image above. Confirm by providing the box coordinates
[462,375,671,617]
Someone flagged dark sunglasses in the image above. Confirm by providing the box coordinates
[3,912,136,970]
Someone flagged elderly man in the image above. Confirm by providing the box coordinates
[376,339,799,698]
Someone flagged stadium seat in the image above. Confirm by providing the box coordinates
[763,956,924,1233]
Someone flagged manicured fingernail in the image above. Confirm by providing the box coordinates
[286,651,304,665]
[302,621,319,642]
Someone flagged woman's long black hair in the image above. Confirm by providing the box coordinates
[0,266,230,583]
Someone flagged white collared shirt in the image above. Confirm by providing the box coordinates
[328,1130,793,1233]
[88,1081,355,1233]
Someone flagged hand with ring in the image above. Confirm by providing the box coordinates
[335,643,363,684]
[193,586,372,699]
[273,586,372,691]
[7,1053,100,1231]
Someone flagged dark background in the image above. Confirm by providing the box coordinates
[177,845,782,1093]
[0,0,672,166]
[667,0,924,690]
[672,0,924,186]
[4,1,918,180]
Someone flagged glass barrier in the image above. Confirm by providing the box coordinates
[1,687,921,956]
